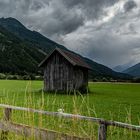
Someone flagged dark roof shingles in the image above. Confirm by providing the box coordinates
[59,49,90,69]
[39,48,91,69]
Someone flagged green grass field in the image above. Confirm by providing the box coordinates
[0,80,140,139]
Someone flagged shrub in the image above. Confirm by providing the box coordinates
[102,77,108,82]
[6,75,15,80]
[29,74,35,80]
[35,76,43,80]
[0,73,43,80]
[22,75,31,80]
[0,73,6,79]
[132,78,140,83]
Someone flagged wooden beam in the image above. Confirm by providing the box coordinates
[98,123,107,140]
[3,108,12,121]
[0,104,140,132]
[0,108,12,140]
[0,104,140,131]
[0,121,90,140]
[0,104,140,140]
[0,104,102,122]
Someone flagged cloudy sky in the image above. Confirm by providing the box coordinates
[0,0,140,68]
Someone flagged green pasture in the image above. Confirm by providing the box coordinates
[0,80,139,139]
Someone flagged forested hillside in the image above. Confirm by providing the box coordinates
[0,17,132,80]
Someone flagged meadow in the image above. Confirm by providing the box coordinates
[0,80,140,139]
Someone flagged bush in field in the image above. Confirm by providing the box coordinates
[0,73,42,80]
[22,75,31,80]
[102,77,108,82]
[132,78,140,83]
[92,78,99,82]
[0,73,6,79]
[6,75,15,80]
[29,74,36,80]
[12,75,20,80]
[35,75,43,80]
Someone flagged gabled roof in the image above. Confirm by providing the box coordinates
[38,48,91,69]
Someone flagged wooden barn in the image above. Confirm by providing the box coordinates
[39,48,91,93]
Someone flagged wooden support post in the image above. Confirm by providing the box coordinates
[1,108,12,140]
[98,123,107,140]
[3,108,12,121]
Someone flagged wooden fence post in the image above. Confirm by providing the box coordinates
[1,108,12,140]
[98,122,107,140]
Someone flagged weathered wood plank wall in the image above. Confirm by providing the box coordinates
[44,51,88,92]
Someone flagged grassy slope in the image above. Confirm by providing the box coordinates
[0,80,140,139]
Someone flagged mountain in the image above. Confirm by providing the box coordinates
[113,63,131,72]
[0,17,132,80]
[85,58,131,80]
[0,25,45,74]
[123,63,140,77]
[0,17,65,53]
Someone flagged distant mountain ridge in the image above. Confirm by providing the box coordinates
[0,17,132,80]
[84,58,131,80]
[123,63,140,77]
[113,63,131,72]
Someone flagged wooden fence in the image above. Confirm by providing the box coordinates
[0,104,140,140]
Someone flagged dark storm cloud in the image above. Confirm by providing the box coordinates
[124,0,137,12]
[62,0,117,19]
[0,0,140,67]
[0,0,118,35]
[39,4,85,36]
[0,0,85,36]
[40,0,118,35]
